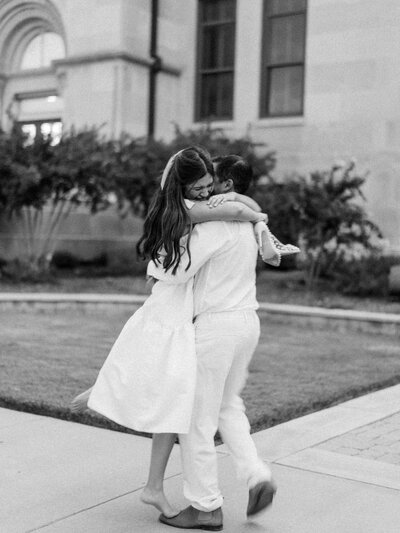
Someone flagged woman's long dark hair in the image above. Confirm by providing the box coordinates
[137,146,214,274]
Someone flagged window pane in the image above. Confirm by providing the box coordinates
[269,14,305,64]
[50,121,63,145]
[201,75,218,117]
[20,121,62,146]
[42,33,65,66]
[202,0,236,22]
[269,0,306,16]
[202,24,235,69]
[20,38,41,69]
[20,32,65,70]
[219,72,233,116]
[200,72,233,118]
[268,66,303,115]
[21,124,37,146]
[41,121,62,145]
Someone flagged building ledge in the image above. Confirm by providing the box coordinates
[54,51,180,77]
[252,116,305,129]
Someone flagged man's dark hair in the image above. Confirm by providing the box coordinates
[212,155,253,194]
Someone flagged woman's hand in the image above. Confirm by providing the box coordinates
[207,192,236,208]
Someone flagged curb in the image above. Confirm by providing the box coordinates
[0,292,399,336]
[257,302,400,336]
[0,292,146,311]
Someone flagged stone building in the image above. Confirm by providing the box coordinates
[0,0,399,258]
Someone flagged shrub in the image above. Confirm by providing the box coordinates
[0,124,276,280]
[51,251,82,269]
[251,178,303,247]
[109,124,276,218]
[170,124,276,179]
[0,126,117,279]
[1,257,55,283]
[324,253,391,296]
[105,248,147,277]
[252,161,389,294]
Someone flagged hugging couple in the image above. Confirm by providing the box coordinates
[72,147,299,531]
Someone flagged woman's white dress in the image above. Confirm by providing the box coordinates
[88,278,196,434]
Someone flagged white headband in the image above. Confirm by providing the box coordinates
[160,149,184,190]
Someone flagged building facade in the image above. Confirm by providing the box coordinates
[1,0,399,254]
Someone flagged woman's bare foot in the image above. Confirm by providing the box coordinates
[140,487,178,518]
[70,388,92,414]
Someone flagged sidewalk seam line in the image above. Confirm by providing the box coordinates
[26,472,184,532]
[27,455,232,531]
[274,462,400,492]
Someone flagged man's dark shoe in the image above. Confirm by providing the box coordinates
[159,505,223,531]
[247,480,277,517]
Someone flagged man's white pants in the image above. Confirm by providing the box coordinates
[179,310,272,512]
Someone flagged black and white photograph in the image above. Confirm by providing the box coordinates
[1,1,400,531]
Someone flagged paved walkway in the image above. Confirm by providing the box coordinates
[1,385,400,533]
[318,411,400,465]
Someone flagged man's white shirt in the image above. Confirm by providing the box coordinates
[147,221,259,317]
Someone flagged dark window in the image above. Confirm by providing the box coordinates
[196,0,236,120]
[261,0,307,117]
[18,120,62,146]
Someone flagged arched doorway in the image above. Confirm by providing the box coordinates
[0,0,66,140]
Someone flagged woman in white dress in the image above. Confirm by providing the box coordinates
[71,147,273,517]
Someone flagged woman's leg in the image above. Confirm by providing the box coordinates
[141,433,178,517]
[70,386,93,413]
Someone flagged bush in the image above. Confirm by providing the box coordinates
[105,248,147,277]
[252,161,389,294]
[170,124,276,179]
[51,248,147,277]
[1,257,56,283]
[323,253,391,296]
[0,124,276,280]
[51,251,81,269]
[251,178,303,247]
[109,124,276,218]
[0,126,118,280]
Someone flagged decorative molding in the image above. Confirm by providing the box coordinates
[14,89,58,100]
[0,1,66,73]
[54,51,181,77]
[8,66,54,79]
[252,117,305,129]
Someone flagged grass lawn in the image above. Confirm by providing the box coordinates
[1,307,400,435]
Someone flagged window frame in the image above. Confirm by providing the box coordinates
[260,0,307,118]
[18,119,63,146]
[195,0,237,122]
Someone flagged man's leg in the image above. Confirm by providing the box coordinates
[217,311,276,515]
[218,313,271,485]
[178,314,240,512]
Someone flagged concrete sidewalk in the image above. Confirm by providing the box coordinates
[1,386,400,533]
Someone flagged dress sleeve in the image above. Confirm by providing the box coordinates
[147,222,233,284]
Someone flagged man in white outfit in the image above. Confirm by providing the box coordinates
[149,213,276,530]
